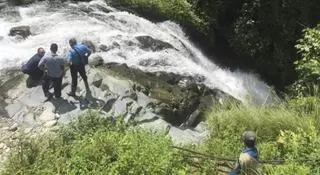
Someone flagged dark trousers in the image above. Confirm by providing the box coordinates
[70,64,88,92]
[42,75,62,98]
[29,69,44,80]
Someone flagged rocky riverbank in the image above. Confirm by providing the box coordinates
[0,60,238,167]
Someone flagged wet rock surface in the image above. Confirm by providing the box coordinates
[135,35,175,51]
[0,62,239,168]
[9,25,31,38]
[0,63,237,131]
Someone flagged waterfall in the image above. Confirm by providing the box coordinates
[0,0,279,105]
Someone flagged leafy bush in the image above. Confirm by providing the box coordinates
[202,102,320,174]
[291,25,320,96]
[1,111,190,175]
[109,0,203,29]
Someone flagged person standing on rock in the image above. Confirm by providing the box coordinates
[67,38,91,96]
[38,43,66,100]
[229,131,260,175]
[21,47,45,87]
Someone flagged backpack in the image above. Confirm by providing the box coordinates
[73,48,89,65]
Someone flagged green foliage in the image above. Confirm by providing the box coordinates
[292,25,320,96]
[203,102,320,174]
[264,163,311,175]
[206,104,312,141]
[1,111,190,175]
[3,103,320,174]
[110,0,203,29]
[288,95,320,130]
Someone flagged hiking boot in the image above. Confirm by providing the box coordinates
[67,91,76,97]
[43,92,53,102]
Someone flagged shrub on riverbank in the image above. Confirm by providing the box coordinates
[3,101,320,174]
[202,99,320,174]
[1,111,191,175]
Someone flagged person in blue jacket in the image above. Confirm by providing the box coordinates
[229,131,260,175]
[67,38,91,96]
[21,47,45,87]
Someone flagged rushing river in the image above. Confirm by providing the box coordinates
[0,0,279,105]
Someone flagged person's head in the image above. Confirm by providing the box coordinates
[69,38,77,48]
[243,131,256,148]
[50,43,58,53]
[37,47,45,57]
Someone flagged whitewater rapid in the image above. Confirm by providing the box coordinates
[0,0,278,105]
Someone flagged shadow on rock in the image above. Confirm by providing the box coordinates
[0,99,9,118]
[26,77,42,88]
[75,90,105,110]
[50,98,77,115]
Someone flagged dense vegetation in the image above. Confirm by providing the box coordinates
[1,112,192,174]
[3,98,320,174]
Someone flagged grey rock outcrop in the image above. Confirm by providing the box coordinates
[9,26,31,38]
[0,62,237,146]
[136,35,175,51]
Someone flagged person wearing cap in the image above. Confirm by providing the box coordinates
[229,131,260,175]
[21,47,45,87]
[67,38,91,97]
[38,43,66,100]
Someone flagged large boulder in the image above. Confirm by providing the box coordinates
[136,35,175,51]
[9,26,31,38]
[102,63,239,126]
[0,62,238,145]
[89,55,104,67]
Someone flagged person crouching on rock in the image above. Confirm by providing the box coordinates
[38,43,66,100]
[21,47,45,87]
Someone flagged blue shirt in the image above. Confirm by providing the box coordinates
[229,147,259,175]
[68,43,91,65]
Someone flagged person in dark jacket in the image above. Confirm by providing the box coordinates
[38,43,66,100]
[67,38,91,96]
[21,48,45,87]
[229,131,260,175]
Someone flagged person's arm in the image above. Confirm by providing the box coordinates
[229,159,241,175]
[60,58,68,77]
[21,54,37,73]
[67,50,73,65]
[83,45,91,57]
[38,56,46,71]
[86,47,91,57]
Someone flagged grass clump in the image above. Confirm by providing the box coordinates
[201,101,320,174]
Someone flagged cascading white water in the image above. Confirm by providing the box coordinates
[0,0,279,105]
